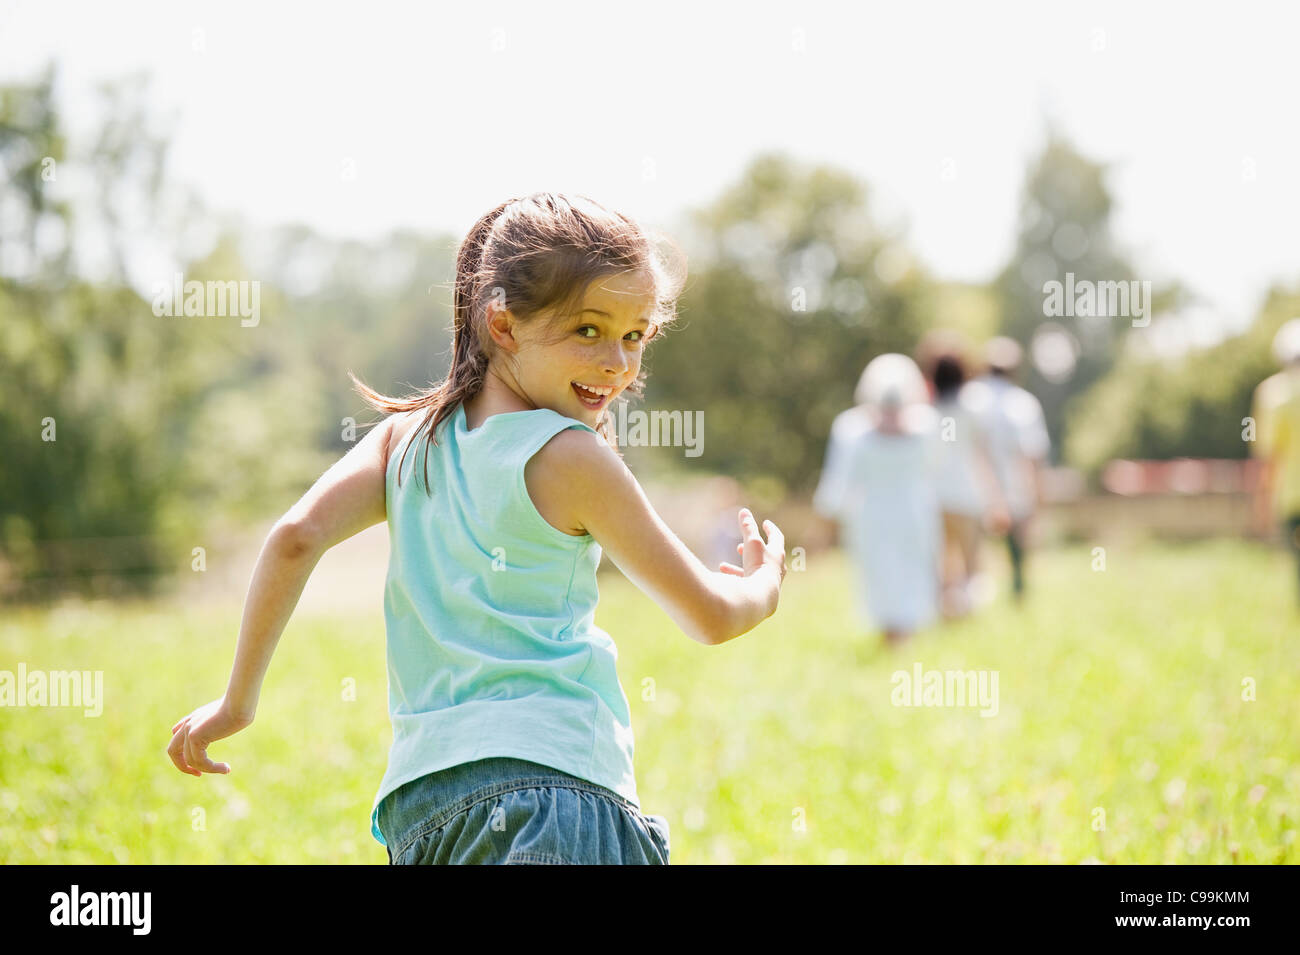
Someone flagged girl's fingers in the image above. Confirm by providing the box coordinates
[762,519,785,553]
[736,510,788,580]
[739,511,784,554]
[166,728,201,777]
[719,562,744,576]
[182,730,204,776]
[184,733,229,775]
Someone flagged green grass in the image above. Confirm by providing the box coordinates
[1,540,1297,863]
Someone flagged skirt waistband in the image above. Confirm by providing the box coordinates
[379,757,639,856]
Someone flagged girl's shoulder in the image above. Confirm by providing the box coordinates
[384,408,438,472]
[525,420,613,538]
[389,408,425,446]
[526,419,611,487]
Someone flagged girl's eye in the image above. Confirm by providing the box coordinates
[576,325,646,343]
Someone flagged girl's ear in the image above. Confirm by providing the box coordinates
[643,322,661,344]
[485,302,520,353]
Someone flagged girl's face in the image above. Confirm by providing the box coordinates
[504,271,659,427]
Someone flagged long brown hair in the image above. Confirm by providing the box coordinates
[349,193,686,493]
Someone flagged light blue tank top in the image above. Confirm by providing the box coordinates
[369,400,639,847]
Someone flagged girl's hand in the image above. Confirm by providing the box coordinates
[166,697,252,777]
[720,507,786,586]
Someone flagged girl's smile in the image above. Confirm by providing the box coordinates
[571,380,617,410]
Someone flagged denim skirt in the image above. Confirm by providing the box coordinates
[377,756,671,865]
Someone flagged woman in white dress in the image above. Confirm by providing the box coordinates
[814,354,942,645]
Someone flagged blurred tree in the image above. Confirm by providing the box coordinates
[641,153,932,494]
[0,63,70,280]
[924,281,1001,347]
[252,225,458,453]
[83,71,171,283]
[993,129,1175,461]
[1066,284,1300,472]
[0,69,330,598]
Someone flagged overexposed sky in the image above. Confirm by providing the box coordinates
[3,0,1298,339]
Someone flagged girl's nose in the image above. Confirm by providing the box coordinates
[604,345,629,375]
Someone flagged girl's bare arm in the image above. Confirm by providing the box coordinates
[222,414,396,718]
[168,414,397,775]
[533,428,785,646]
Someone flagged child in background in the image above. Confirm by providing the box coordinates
[919,338,1009,617]
[166,193,787,864]
[814,353,942,645]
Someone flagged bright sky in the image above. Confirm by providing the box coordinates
[4,0,1298,343]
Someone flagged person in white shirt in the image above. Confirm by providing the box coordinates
[962,337,1050,602]
[814,353,943,645]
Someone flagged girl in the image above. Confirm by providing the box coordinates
[165,193,787,864]
[813,353,940,645]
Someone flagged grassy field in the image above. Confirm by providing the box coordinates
[1,539,1297,864]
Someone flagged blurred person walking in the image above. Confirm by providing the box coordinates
[918,336,1010,618]
[964,337,1049,603]
[813,354,942,645]
[1251,318,1300,606]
